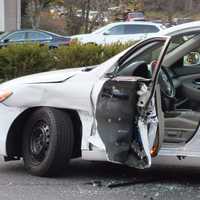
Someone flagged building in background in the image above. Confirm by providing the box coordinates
[0,0,21,32]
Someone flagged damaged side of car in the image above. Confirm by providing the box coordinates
[94,37,171,169]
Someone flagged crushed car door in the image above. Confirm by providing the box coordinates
[95,37,171,169]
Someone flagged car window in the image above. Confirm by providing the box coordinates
[7,32,26,41]
[27,32,52,41]
[120,34,199,72]
[128,12,144,18]
[106,25,125,35]
[143,25,160,33]
[124,25,159,34]
[119,41,165,73]
[167,34,197,53]
[165,34,200,67]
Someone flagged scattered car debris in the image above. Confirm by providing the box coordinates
[107,178,159,189]
[84,178,161,189]
[84,180,103,187]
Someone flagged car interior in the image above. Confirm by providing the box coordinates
[117,33,200,148]
[161,35,200,146]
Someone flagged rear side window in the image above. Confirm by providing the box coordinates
[27,32,52,41]
[143,25,160,33]
[106,25,125,35]
[124,25,159,34]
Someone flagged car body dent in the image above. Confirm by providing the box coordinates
[1,72,102,156]
[0,68,83,86]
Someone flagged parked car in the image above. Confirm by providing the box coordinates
[0,30,71,48]
[126,11,145,21]
[72,21,166,45]
[1,22,200,176]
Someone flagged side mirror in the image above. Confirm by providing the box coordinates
[3,39,10,43]
[184,52,200,66]
[104,72,116,78]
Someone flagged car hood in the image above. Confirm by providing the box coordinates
[2,68,83,86]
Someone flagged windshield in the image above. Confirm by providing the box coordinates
[167,33,198,53]
[129,12,144,18]
[118,40,165,74]
[44,31,66,37]
[118,34,199,69]
[92,25,110,34]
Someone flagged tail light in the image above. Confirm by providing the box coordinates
[64,38,72,46]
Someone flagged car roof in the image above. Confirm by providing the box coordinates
[158,21,200,36]
[91,21,164,34]
[7,29,67,37]
[107,21,163,27]
[10,29,46,33]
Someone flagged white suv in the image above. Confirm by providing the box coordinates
[72,21,166,45]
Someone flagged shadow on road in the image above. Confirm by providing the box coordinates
[61,159,200,187]
[0,158,200,188]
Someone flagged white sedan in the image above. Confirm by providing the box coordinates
[72,21,165,45]
[1,22,200,176]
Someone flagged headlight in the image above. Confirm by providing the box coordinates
[0,90,12,102]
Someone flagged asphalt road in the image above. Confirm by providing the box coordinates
[0,157,200,200]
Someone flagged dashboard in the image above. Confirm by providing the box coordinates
[182,77,200,102]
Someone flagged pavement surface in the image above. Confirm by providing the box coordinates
[0,157,200,200]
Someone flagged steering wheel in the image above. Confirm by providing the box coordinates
[159,66,176,98]
[150,60,175,98]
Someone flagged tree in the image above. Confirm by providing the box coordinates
[143,0,200,21]
[64,0,111,35]
[21,0,28,16]
[144,0,187,21]
[27,0,60,29]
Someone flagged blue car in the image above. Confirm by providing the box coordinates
[0,30,71,48]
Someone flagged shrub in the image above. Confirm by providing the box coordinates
[0,44,52,81]
[53,43,104,69]
[0,42,134,81]
[53,42,133,69]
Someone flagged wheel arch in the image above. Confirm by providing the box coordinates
[6,107,82,160]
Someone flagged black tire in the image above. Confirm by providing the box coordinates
[22,107,74,177]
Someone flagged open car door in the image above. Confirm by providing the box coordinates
[94,37,171,169]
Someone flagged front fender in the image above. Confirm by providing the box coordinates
[3,84,45,108]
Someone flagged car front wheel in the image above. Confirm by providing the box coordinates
[22,107,74,177]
